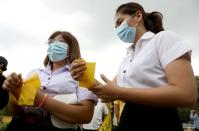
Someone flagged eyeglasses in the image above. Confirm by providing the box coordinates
[46,39,66,45]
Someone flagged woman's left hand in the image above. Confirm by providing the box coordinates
[89,74,120,102]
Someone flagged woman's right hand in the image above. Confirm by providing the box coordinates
[70,59,87,80]
[2,72,23,99]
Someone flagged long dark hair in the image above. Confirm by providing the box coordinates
[116,2,164,34]
[44,31,81,67]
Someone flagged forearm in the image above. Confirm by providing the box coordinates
[118,85,197,108]
[44,99,94,124]
[35,92,95,123]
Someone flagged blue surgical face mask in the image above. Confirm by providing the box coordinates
[47,41,69,62]
[117,16,137,43]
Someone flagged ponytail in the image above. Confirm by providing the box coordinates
[116,2,164,34]
[144,12,164,34]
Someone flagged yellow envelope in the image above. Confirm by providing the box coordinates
[18,72,41,106]
[79,62,96,88]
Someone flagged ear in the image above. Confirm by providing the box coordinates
[0,64,3,68]
[135,11,143,22]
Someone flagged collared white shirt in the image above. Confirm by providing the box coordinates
[116,31,191,88]
[83,100,108,130]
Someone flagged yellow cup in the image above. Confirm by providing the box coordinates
[79,62,96,88]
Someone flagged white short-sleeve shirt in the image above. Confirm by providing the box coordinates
[83,100,108,130]
[116,31,192,88]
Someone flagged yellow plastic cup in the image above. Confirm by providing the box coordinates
[79,62,96,88]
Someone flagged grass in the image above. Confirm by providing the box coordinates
[0,116,12,131]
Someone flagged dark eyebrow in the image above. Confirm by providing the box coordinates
[115,18,123,28]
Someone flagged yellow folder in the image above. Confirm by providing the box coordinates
[10,72,41,106]
[18,72,41,106]
[79,62,96,88]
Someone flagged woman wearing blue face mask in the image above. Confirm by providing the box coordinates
[70,2,197,131]
[3,31,97,131]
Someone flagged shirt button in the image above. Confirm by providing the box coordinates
[123,70,126,73]
[130,59,133,62]
[48,77,51,80]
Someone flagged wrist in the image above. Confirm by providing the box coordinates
[11,88,21,100]
[34,91,44,106]
[34,91,48,108]
[116,87,125,101]
[38,94,48,108]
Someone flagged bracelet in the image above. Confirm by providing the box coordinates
[38,94,48,108]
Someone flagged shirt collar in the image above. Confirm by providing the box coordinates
[127,31,155,54]
[45,64,70,74]
[140,31,155,40]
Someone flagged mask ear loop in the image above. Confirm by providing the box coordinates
[123,13,138,28]
[125,13,136,22]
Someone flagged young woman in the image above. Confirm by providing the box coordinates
[70,2,197,131]
[3,31,97,131]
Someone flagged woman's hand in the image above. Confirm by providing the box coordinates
[2,72,23,99]
[70,59,87,80]
[89,74,120,102]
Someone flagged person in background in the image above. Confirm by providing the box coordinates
[82,99,108,131]
[0,56,8,109]
[2,31,97,131]
[113,100,125,127]
[190,110,199,131]
[70,2,197,131]
[190,110,198,124]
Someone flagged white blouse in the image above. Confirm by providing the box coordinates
[116,31,191,88]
